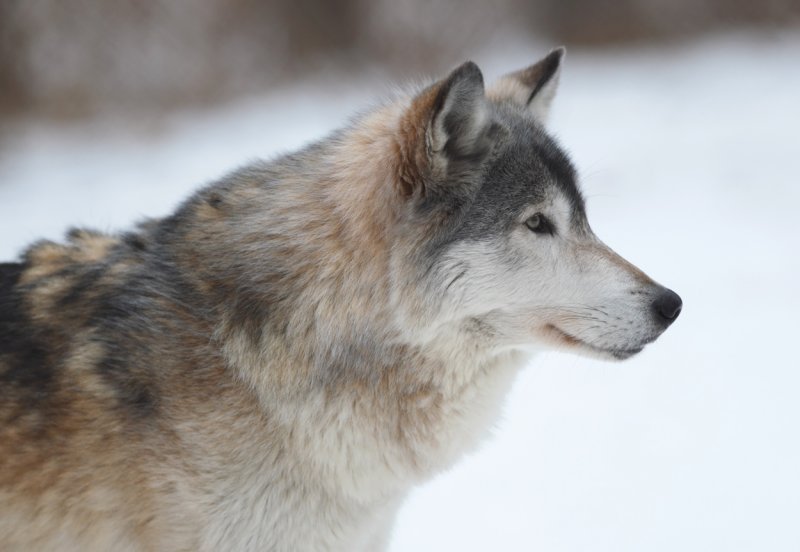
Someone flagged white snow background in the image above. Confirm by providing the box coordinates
[1,32,799,551]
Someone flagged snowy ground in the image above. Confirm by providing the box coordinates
[2,32,799,551]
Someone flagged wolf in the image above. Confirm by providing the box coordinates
[0,48,681,551]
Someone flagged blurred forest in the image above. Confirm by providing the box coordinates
[1,0,799,120]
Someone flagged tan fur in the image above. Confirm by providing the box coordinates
[0,53,679,551]
[0,92,515,552]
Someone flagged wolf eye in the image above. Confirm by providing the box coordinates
[525,214,554,235]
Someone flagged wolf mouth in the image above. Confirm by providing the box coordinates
[545,324,645,360]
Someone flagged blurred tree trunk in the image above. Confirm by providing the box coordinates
[0,1,30,115]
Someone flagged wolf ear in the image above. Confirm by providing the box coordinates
[428,61,492,171]
[400,61,496,197]
[487,47,565,122]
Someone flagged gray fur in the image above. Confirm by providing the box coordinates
[0,51,680,551]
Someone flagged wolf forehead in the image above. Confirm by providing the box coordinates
[443,101,587,242]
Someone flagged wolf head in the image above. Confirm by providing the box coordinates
[180,49,680,369]
[389,49,681,360]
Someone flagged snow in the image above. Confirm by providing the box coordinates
[2,31,799,551]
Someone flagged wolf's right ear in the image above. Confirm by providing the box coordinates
[487,47,565,123]
[399,61,497,198]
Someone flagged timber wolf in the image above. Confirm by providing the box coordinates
[0,48,681,551]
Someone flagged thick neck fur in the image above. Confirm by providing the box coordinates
[159,98,527,501]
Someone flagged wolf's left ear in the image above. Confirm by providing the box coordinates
[487,47,565,122]
[427,62,492,171]
[400,61,497,196]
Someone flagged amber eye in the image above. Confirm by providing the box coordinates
[525,213,555,235]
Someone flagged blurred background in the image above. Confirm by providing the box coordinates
[1,2,800,551]
[1,0,799,120]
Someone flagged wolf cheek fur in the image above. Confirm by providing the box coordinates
[0,49,680,551]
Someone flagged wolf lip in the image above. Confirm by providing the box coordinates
[609,346,644,360]
[546,324,645,359]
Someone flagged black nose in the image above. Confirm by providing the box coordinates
[652,288,682,325]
